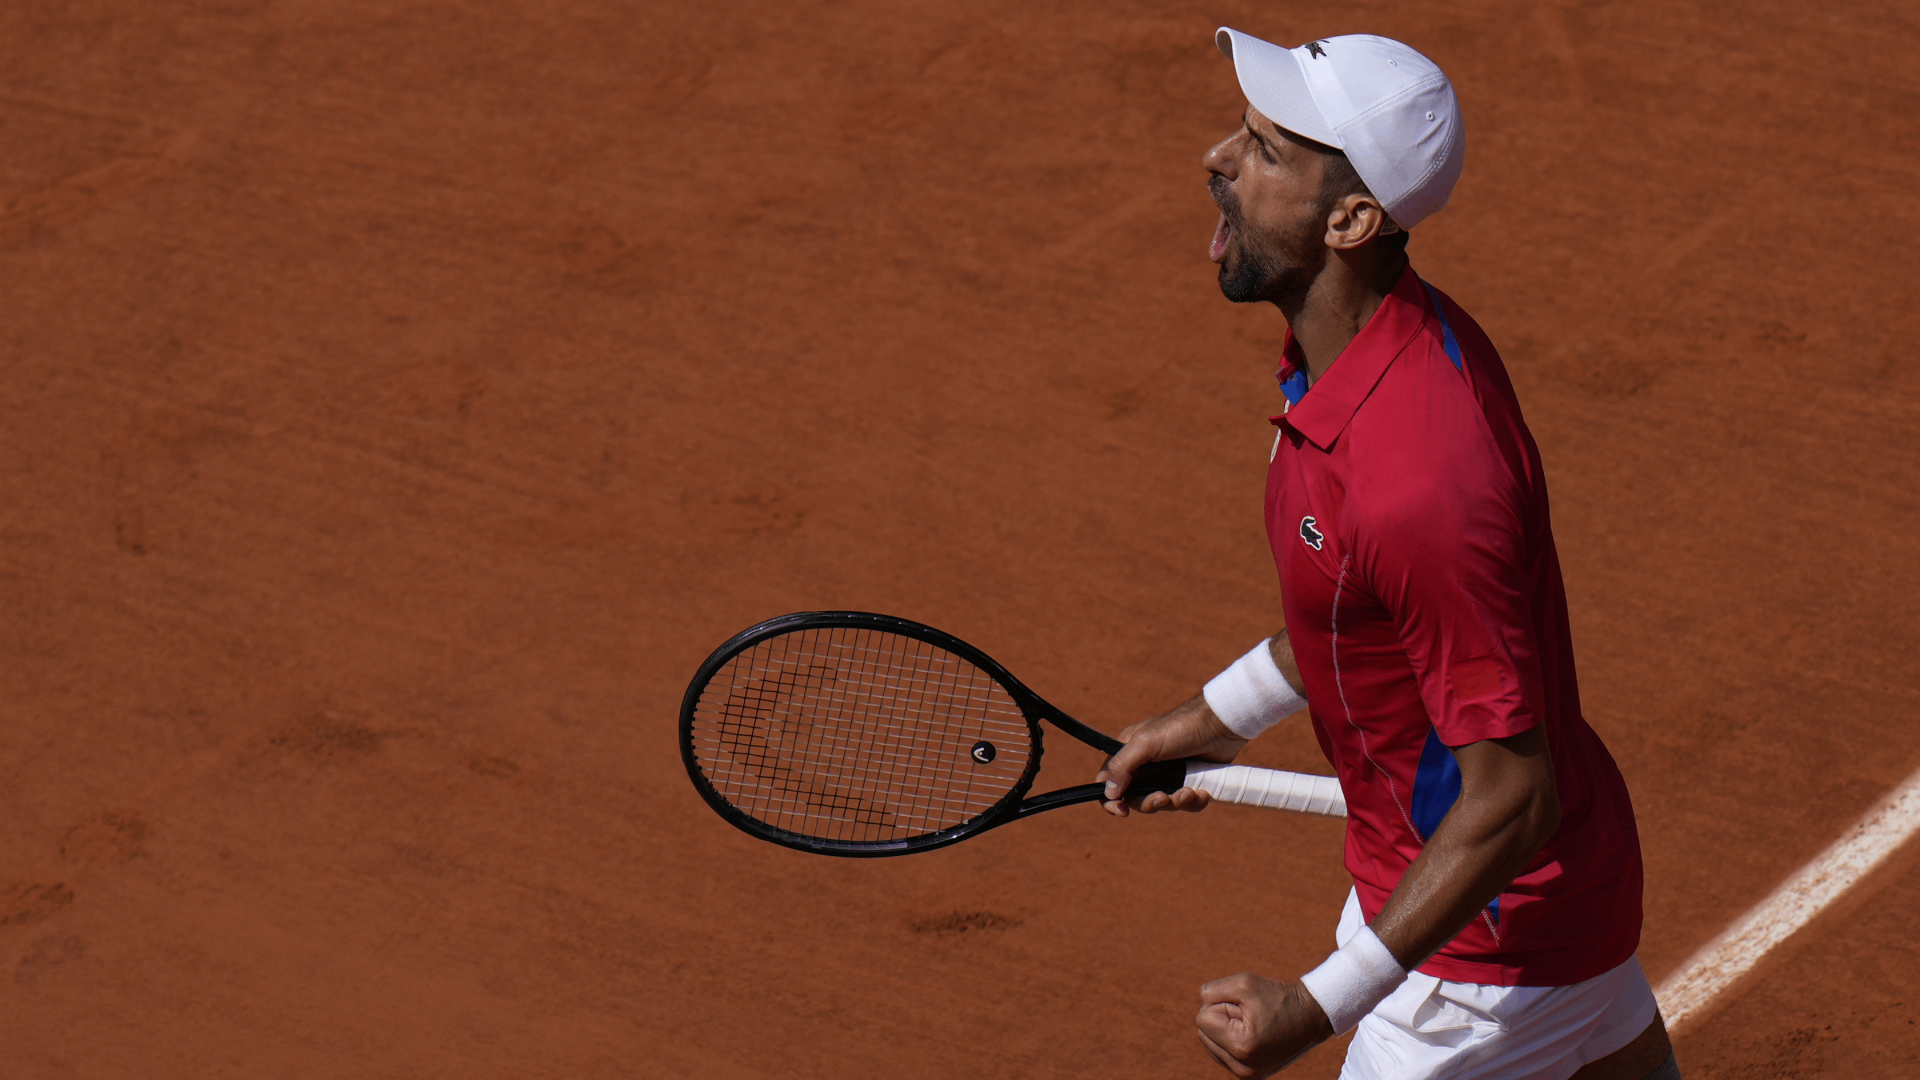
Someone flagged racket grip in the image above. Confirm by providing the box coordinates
[1183,762,1347,818]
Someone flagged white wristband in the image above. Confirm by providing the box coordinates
[1298,926,1407,1035]
[1202,639,1308,739]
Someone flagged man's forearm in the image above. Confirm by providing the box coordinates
[1367,729,1561,970]
[1263,633,1558,973]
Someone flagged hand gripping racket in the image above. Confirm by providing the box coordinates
[679,611,1345,857]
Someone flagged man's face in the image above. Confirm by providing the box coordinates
[1203,108,1332,303]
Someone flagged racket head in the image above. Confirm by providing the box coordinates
[679,612,1046,857]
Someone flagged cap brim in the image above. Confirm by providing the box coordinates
[1216,28,1342,150]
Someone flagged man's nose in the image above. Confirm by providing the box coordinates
[1202,136,1239,180]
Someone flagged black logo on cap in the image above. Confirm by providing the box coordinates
[1300,516,1325,550]
[1305,41,1327,59]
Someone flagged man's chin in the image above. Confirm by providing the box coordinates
[1217,258,1270,304]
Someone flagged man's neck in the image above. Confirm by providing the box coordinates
[1277,250,1409,380]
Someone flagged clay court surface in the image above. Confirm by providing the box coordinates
[3,0,1918,1076]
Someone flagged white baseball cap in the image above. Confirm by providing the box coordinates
[1215,29,1464,230]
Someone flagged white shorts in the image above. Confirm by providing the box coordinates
[1334,890,1657,1080]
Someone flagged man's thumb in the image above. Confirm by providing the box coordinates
[1102,738,1152,800]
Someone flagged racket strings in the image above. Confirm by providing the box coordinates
[689,627,1034,844]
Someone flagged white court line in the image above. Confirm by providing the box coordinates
[1655,766,1920,1034]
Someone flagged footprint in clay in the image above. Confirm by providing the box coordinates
[0,883,75,927]
[13,935,85,985]
[60,810,150,869]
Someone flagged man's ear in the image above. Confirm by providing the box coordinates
[1324,194,1393,251]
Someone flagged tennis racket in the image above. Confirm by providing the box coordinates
[680,611,1345,858]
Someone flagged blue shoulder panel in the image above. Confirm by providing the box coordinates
[1419,280,1464,372]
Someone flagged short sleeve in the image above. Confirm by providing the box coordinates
[1348,433,1546,746]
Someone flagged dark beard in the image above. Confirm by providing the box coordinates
[1218,242,1283,303]
[1212,179,1318,304]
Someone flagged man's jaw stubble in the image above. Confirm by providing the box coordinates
[1210,178,1308,305]
[1214,202,1283,303]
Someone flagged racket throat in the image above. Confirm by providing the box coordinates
[1008,759,1190,820]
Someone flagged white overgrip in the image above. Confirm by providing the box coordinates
[1183,763,1347,818]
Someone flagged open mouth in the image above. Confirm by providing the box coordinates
[1209,212,1233,263]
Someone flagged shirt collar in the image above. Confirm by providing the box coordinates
[1271,263,1433,450]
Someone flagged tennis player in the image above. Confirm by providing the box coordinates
[1096,30,1680,1080]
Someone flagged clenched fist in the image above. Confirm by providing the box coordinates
[1195,973,1335,1079]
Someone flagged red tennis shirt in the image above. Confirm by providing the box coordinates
[1267,265,1642,987]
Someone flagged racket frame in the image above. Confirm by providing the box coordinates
[679,611,1188,858]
